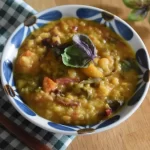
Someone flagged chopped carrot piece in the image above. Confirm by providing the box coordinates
[22,50,33,56]
[43,77,57,93]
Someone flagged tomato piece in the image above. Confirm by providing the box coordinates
[105,108,112,116]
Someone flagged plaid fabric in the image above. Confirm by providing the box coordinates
[0,0,75,150]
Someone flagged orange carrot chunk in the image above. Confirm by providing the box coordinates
[43,77,57,93]
[23,50,33,56]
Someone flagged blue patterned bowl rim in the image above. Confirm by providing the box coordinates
[1,5,150,135]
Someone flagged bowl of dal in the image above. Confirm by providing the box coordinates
[1,5,150,135]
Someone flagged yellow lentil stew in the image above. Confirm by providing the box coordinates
[14,17,139,125]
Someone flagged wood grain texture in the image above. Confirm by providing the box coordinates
[24,0,150,150]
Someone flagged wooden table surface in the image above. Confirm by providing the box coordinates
[25,0,150,150]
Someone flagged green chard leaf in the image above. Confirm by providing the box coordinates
[123,0,150,9]
[128,7,149,21]
[61,34,97,68]
[121,59,139,72]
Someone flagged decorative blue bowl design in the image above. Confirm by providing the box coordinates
[1,5,150,135]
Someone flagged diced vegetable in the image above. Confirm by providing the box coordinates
[81,63,103,78]
[43,77,57,93]
[105,108,112,116]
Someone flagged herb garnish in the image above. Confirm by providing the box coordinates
[120,59,138,71]
[123,0,150,23]
[61,34,97,68]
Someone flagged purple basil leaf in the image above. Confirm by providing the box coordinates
[73,34,97,59]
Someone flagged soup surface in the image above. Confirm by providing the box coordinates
[14,17,139,125]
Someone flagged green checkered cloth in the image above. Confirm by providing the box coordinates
[0,0,75,150]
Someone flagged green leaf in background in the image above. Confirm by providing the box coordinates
[61,45,91,68]
[128,7,149,21]
[123,0,150,9]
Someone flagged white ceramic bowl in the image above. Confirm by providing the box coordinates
[1,5,150,135]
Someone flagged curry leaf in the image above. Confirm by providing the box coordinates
[61,34,97,68]
[128,7,148,21]
[123,0,150,9]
